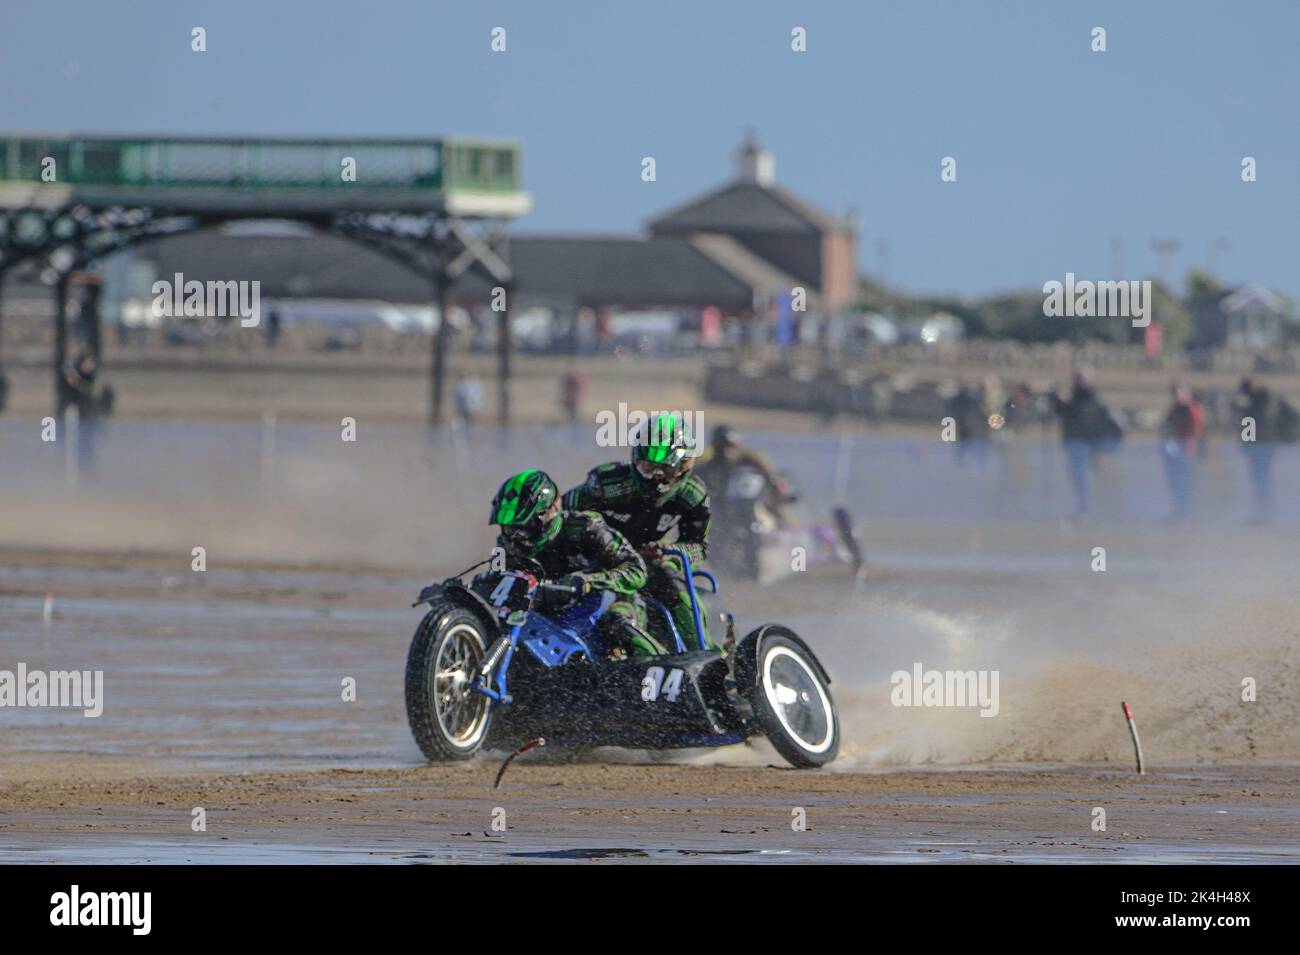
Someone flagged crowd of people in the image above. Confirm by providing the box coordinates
[944,370,1298,523]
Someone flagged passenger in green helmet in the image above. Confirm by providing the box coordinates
[630,412,696,498]
[485,469,660,658]
[564,414,714,650]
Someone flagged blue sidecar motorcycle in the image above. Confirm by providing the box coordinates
[404,549,839,769]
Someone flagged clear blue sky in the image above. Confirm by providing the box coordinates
[2,0,1297,301]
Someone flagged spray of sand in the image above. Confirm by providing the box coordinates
[817,576,1300,769]
[5,422,1296,770]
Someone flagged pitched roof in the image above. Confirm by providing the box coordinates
[1221,283,1285,315]
[135,214,825,311]
[647,179,847,236]
[464,235,760,307]
[686,233,812,303]
[139,230,433,300]
[137,230,775,308]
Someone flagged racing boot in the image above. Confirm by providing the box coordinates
[600,606,666,659]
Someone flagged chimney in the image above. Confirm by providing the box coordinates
[735,131,774,186]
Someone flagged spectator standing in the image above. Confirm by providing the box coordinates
[1234,378,1298,524]
[945,383,990,466]
[560,368,587,427]
[1160,383,1205,521]
[453,371,484,432]
[1051,370,1121,519]
[265,307,282,348]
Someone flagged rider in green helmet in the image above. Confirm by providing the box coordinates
[485,468,658,658]
[563,413,713,650]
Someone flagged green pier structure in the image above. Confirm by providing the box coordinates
[0,133,532,424]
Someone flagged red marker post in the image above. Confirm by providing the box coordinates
[493,737,546,789]
[1122,701,1145,775]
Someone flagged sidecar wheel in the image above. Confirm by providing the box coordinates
[738,628,838,768]
[405,604,494,761]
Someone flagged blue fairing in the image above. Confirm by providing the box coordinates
[518,590,613,666]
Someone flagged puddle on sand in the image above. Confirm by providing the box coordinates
[2,840,819,864]
[4,838,1294,865]
[502,847,793,860]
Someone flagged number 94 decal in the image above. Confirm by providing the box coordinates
[641,666,685,702]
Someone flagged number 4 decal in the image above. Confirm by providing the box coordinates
[641,666,684,702]
[489,577,515,606]
[662,667,684,701]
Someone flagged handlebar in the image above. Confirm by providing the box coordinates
[537,581,581,594]
[413,572,584,609]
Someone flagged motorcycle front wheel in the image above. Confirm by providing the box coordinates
[405,603,494,761]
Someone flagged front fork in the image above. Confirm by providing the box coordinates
[471,625,521,704]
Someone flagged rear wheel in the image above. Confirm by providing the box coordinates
[405,603,494,761]
[737,627,838,768]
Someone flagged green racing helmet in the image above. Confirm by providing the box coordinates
[489,469,562,554]
[631,412,695,495]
